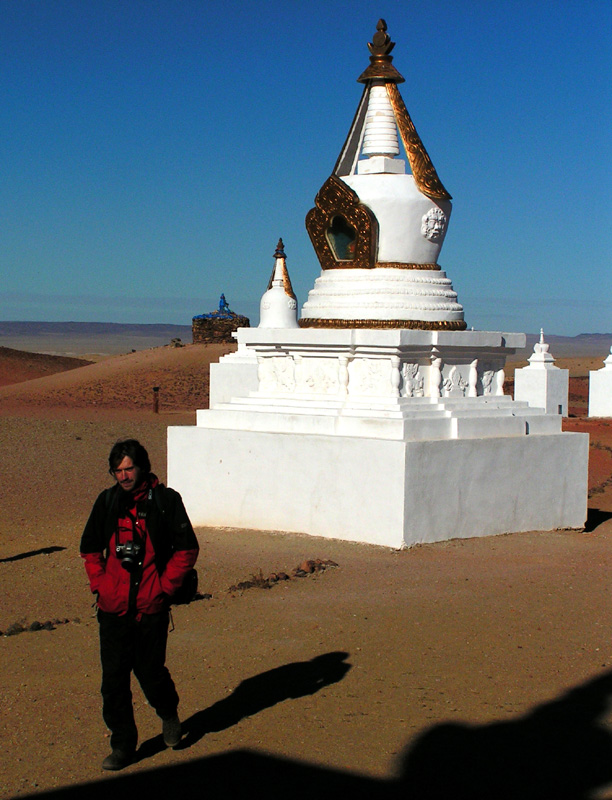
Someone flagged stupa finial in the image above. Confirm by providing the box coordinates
[367,19,394,56]
[358,19,404,84]
[274,238,286,259]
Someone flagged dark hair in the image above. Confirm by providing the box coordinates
[108,439,151,475]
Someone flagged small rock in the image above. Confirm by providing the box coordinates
[29,621,43,632]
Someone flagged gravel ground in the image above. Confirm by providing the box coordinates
[1,348,612,798]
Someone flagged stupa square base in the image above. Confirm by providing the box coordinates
[167,426,588,548]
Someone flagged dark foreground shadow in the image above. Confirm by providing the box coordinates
[400,668,612,800]
[584,507,612,533]
[0,545,66,563]
[24,667,612,800]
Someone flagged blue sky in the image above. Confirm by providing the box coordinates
[1,0,610,335]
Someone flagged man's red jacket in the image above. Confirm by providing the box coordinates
[80,476,199,616]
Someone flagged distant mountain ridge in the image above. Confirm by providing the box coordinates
[0,321,193,356]
[522,332,611,359]
[0,321,192,336]
[0,321,609,359]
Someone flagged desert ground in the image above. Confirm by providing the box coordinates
[1,335,612,799]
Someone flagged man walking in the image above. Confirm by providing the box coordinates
[80,439,199,771]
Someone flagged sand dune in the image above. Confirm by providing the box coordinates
[0,342,235,415]
[0,346,92,387]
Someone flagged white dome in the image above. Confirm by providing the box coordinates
[259,242,299,329]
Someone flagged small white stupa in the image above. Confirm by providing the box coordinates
[589,346,612,417]
[168,21,588,547]
[259,239,299,329]
[514,329,569,416]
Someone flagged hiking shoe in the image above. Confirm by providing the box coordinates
[162,715,182,748]
[102,749,133,771]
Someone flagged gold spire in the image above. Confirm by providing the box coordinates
[267,238,296,299]
[349,19,451,200]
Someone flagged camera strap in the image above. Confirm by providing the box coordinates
[121,486,153,546]
[123,489,153,611]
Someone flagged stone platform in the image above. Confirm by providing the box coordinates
[168,327,588,548]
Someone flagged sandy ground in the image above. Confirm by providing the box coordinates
[1,343,612,799]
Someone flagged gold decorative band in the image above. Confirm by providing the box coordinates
[375,262,441,271]
[299,318,467,331]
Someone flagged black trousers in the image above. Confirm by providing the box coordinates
[98,609,179,752]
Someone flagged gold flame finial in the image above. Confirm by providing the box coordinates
[358,19,404,84]
[368,19,394,56]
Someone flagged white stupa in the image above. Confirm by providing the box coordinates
[301,20,461,329]
[168,21,588,547]
[589,346,612,417]
[259,239,299,329]
[514,329,569,416]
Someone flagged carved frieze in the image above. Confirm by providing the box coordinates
[295,358,339,394]
[443,365,468,397]
[481,368,495,396]
[349,358,391,396]
[258,356,296,394]
[401,363,424,397]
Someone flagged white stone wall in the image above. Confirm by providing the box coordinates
[168,426,588,547]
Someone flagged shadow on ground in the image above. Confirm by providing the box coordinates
[25,664,612,800]
[0,545,66,563]
[136,650,352,761]
[584,508,612,533]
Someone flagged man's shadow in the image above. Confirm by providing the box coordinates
[137,651,350,760]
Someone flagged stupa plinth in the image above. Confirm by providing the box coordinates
[168,21,588,548]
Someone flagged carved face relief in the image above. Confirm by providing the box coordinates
[421,207,447,241]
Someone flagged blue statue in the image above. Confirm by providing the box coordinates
[218,294,232,314]
[193,293,235,320]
